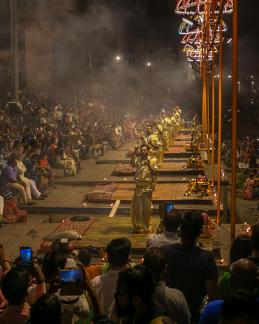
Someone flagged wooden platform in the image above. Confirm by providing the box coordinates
[109,183,214,205]
[74,214,161,254]
[164,151,192,158]
[126,143,192,159]
[112,162,204,176]
[174,134,192,141]
[73,214,214,255]
[170,141,190,147]
[166,146,187,153]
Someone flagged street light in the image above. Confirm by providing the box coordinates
[115,55,121,62]
[146,61,152,67]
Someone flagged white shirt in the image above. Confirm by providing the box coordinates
[146,231,180,248]
[90,269,120,316]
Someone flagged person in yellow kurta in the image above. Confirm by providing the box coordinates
[130,144,158,233]
[146,127,163,166]
[163,116,173,144]
[156,122,168,151]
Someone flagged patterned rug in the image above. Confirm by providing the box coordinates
[112,163,135,176]
[83,183,118,202]
[40,217,97,252]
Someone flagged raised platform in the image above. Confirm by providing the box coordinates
[126,149,192,159]
[174,134,192,141]
[84,182,215,205]
[73,214,161,255]
[111,162,204,177]
[163,151,192,158]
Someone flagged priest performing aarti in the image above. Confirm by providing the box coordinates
[130,144,158,233]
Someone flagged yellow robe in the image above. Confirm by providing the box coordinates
[157,124,168,151]
[130,155,158,232]
[147,133,163,165]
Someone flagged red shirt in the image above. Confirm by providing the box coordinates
[39,159,48,167]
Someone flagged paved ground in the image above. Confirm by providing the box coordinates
[0,141,258,262]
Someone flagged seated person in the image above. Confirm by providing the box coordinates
[146,202,182,248]
[16,153,46,200]
[56,146,77,176]
[37,153,55,189]
[4,155,32,205]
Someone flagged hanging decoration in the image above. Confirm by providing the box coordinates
[175,0,233,15]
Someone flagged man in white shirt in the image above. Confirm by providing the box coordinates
[146,203,182,248]
[90,237,131,318]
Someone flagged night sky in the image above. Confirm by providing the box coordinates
[76,0,259,77]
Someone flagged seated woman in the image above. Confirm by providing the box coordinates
[242,171,257,200]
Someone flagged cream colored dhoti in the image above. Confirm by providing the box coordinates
[130,188,152,232]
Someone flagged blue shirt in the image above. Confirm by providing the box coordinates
[5,165,18,181]
[199,300,223,324]
[199,298,259,324]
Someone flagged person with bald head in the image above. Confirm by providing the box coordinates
[199,258,258,324]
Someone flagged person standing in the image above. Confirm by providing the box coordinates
[130,144,158,233]
[146,127,164,166]
[143,247,191,324]
[163,211,218,323]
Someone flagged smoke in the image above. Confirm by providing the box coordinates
[21,0,199,115]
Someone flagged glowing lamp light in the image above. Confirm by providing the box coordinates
[115,55,121,62]
[183,17,194,26]
[175,0,233,15]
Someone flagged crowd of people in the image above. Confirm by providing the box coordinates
[222,137,259,170]
[0,210,258,324]
[0,91,137,224]
[221,138,259,201]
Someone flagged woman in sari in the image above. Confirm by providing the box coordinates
[242,174,256,200]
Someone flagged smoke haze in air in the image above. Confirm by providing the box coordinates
[22,0,200,113]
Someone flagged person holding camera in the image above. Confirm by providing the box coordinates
[146,202,182,248]
[0,246,46,324]
[130,144,158,234]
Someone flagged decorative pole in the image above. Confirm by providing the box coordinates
[231,0,238,242]
[216,7,223,226]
